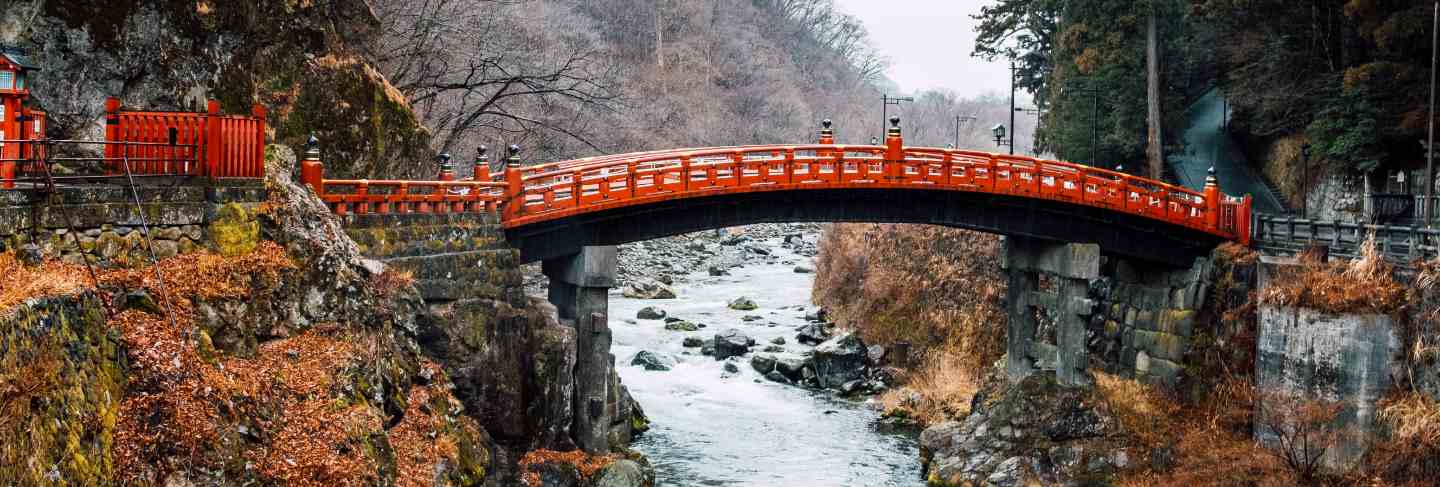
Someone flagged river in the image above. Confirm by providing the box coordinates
[608,232,923,486]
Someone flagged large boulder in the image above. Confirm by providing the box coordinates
[713,329,752,360]
[812,332,867,389]
[623,279,676,299]
[593,459,649,487]
[630,351,676,371]
[727,296,758,311]
[773,356,809,381]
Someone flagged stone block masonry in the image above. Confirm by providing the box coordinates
[1088,254,1213,385]
[0,184,265,267]
[341,212,524,306]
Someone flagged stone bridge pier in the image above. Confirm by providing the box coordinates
[541,246,619,454]
[1002,238,1100,387]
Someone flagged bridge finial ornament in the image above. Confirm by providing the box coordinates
[473,145,490,181]
[818,118,834,144]
[1205,165,1218,186]
[506,144,521,168]
[305,134,320,158]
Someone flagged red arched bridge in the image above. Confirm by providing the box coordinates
[296,119,1251,266]
[0,99,1250,267]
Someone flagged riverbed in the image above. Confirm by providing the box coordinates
[609,232,923,486]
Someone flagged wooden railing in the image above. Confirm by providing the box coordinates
[299,143,506,215]
[104,98,266,179]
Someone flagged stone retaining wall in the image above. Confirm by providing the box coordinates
[341,212,523,305]
[0,184,265,266]
[1090,256,1213,384]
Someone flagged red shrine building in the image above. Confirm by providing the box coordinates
[0,46,45,187]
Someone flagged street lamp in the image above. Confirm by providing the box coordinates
[992,124,1012,149]
[882,94,914,140]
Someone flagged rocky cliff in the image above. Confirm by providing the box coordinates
[1,0,430,179]
[0,146,648,485]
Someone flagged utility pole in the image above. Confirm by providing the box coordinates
[955,115,976,148]
[1009,60,1018,155]
[1427,1,1437,226]
[1015,106,1044,155]
[882,95,914,141]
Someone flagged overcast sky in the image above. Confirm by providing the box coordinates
[833,0,1013,101]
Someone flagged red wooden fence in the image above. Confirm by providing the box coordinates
[104,98,266,179]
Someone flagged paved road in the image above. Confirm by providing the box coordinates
[1171,88,1288,214]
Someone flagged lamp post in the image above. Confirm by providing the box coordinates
[1009,60,1019,155]
[1301,144,1311,219]
[955,115,977,148]
[882,94,914,140]
[992,124,1012,151]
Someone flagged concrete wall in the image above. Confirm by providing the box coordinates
[1254,256,1405,469]
[0,184,265,266]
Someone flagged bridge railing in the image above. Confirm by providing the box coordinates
[298,139,506,215]
[1253,214,1440,263]
[499,121,1252,244]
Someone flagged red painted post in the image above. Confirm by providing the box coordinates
[252,104,267,178]
[1203,166,1220,231]
[884,116,903,180]
[300,135,325,196]
[205,100,221,179]
[503,144,523,221]
[473,145,489,181]
[104,98,121,174]
[1239,195,1253,245]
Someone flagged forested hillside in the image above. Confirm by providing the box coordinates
[976,0,1434,192]
[372,0,1037,169]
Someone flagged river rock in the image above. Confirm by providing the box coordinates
[713,329,752,360]
[727,296,758,311]
[804,308,828,322]
[723,362,740,374]
[795,322,832,345]
[592,459,648,487]
[708,265,729,276]
[636,306,667,320]
[721,235,748,246]
[631,351,676,371]
[682,336,704,348]
[793,265,813,274]
[762,345,785,353]
[623,279,677,299]
[664,321,699,332]
[812,332,867,389]
[770,337,786,345]
[764,370,790,384]
[741,315,763,322]
[774,356,809,381]
[751,354,778,374]
[701,339,715,356]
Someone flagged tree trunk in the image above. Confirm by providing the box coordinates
[1145,6,1165,180]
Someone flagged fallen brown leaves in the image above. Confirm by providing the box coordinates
[518,449,617,486]
[0,252,89,311]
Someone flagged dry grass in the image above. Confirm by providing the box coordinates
[1355,392,1440,485]
[813,224,1006,375]
[1259,232,1406,315]
[877,351,981,425]
[1093,372,1182,450]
